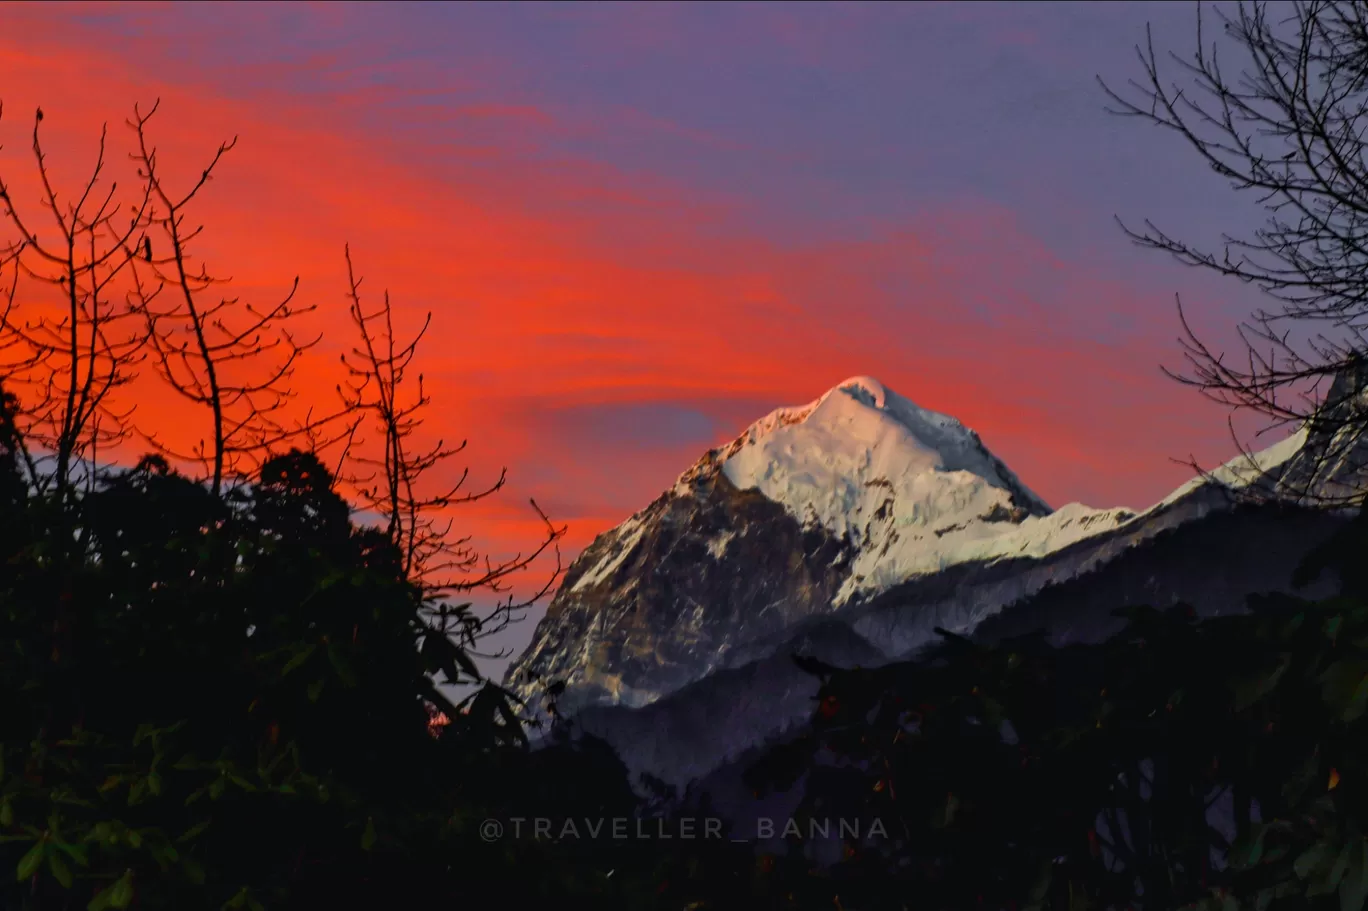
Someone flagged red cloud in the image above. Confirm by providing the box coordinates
[0,8,1244,592]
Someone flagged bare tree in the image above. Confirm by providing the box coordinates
[0,103,152,499]
[1100,1,1368,505]
[123,100,330,495]
[337,245,565,662]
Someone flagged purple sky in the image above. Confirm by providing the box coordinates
[4,1,1285,676]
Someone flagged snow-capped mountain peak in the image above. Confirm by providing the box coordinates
[722,375,1051,528]
[702,376,1126,602]
[507,367,1364,747]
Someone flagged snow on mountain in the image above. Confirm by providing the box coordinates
[710,375,1324,605]
[721,376,1050,522]
[1155,428,1308,509]
[567,513,648,594]
[698,376,1140,603]
[508,373,1333,720]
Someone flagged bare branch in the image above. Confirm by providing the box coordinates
[0,103,152,498]
[123,101,338,494]
[1101,2,1368,505]
[336,246,566,668]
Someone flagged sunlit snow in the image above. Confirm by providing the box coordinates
[716,376,1301,604]
[566,375,1310,609]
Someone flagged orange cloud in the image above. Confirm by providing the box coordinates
[0,7,1243,606]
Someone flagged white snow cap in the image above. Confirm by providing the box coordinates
[623,374,1309,607]
[718,376,1136,602]
[722,375,1050,533]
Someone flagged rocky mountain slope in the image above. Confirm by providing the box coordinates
[571,501,1344,790]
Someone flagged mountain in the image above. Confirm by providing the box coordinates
[504,375,1356,789]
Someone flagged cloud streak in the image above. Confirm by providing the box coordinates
[0,2,1266,597]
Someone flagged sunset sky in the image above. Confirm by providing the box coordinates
[2,2,1279,672]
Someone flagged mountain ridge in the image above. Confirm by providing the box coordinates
[504,373,1353,789]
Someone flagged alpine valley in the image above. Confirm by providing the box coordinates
[503,375,1367,797]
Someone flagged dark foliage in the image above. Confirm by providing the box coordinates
[0,443,432,905]
[742,509,1368,911]
[0,373,769,910]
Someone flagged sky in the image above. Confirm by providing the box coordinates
[0,2,1284,675]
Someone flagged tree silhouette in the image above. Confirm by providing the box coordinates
[0,101,660,910]
[124,100,330,495]
[1101,2,1368,505]
[0,102,151,500]
[336,245,564,664]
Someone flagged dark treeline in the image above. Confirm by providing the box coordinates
[745,511,1368,911]
[0,98,740,910]
[0,383,763,910]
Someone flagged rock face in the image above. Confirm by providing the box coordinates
[506,466,851,716]
[505,374,1357,790]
